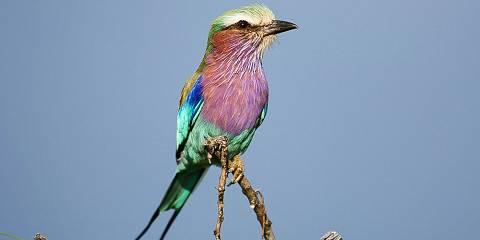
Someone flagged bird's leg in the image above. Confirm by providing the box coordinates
[227,155,245,186]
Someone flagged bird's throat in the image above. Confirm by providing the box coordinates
[200,33,268,135]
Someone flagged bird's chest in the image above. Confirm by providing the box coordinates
[201,74,268,135]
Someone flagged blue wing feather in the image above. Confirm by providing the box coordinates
[176,75,204,159]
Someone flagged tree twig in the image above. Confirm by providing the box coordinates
[238,175,275,240]
[206,136,229,240]
[206,135,275,240]
[320,231,342,240]
[33,233,47,240]
[0,232,23,240]
[206,136,340,240]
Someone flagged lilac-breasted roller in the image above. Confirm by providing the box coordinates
[136,4,296,239]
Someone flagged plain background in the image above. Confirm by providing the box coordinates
[1,0,479,239]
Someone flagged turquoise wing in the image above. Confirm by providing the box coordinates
[176,75,204,159]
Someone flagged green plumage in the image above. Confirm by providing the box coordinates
[159,170,205,211]
[134,169,205,240]
[176,113,265,173]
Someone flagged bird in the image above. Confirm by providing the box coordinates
[135,4,296,240]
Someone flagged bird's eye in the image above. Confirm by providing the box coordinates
[236,20,250,28]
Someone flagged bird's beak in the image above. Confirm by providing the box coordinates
[263,20,298,36]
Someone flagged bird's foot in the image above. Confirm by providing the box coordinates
[227,155,245,186]
[205,136,229,165]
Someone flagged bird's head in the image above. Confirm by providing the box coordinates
[204,4,297,58]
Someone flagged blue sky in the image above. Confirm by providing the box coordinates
[1,1,479,239]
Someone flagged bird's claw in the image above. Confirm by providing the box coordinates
[207,152,213,164]
[227,155,245,186]
[205,136,228,165]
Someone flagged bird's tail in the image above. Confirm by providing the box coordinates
[135,168,207,240]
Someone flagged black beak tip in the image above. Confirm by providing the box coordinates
[290,22,299,30]
[266,20,298,36]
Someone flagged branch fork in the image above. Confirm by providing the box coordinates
[205,136,341,240]
[205,136,275,240]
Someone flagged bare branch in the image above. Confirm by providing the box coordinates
[320,231,343,240]
[238,176,275,240]
[34,233,47,240]
[206,135,340,240]
[206,136,229,240]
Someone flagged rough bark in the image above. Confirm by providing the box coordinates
[206,136,229,240]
